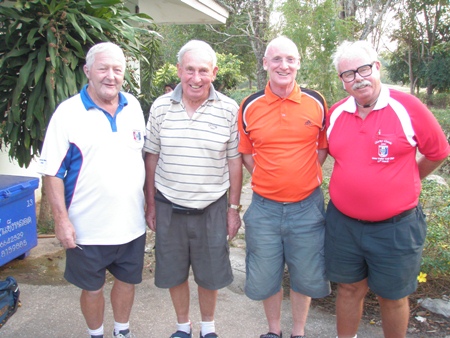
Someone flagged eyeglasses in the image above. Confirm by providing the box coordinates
[339,62,375,83]
[268,56,299,65]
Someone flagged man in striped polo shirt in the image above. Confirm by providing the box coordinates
[144,40,242,338]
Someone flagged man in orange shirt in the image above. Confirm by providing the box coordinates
[238,36,330,338]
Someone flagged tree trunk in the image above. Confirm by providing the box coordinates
[37,183,55,234]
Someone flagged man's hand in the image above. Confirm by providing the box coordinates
[55,219,77,249]
[145,201,157,232]
[227,208,242,240]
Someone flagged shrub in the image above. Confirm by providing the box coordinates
[420,179,450,277]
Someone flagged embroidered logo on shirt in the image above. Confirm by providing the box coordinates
[372,139,395,163]
[378,144,388,157]
[304,120,312,126]
[133,130,142,142]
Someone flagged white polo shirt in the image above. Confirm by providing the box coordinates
[39,85,146,245]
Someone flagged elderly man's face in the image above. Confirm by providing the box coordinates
[177,49,218,103]
[263,41,300,89]
[84,52,124,104]
[339,56,382,106]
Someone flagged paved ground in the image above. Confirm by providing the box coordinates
[0,183,389,337]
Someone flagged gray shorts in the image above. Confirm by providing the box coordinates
[64,234,146,291]
[325,200,427,300]
[154,192,233,290]
[243,188,331,301]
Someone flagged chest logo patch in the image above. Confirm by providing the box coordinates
[133,130,142,142]
[372,139,395,163]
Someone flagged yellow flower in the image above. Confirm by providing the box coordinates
[417,272,427,283]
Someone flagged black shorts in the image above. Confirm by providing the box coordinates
[64,234,146,291]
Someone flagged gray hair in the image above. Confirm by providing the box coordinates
[85,42,126,70]
[264,36,300,58]
[332,40,378,71]
[177,40,217,67]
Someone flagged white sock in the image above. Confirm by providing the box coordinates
[177,321,191,334]
[88,324,104,336]
[201,320,215,336]
[114,321,129,335]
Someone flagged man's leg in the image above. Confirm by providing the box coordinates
[169,280,191,323]
[80,288,105,330]
[110,279,135,323]
[336,279,369,338]
[378,296,409,338]
[262,289,283,336]
[290,290,311,336]
[198,286,218,321]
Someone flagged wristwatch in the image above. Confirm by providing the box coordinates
[228,204,243,212]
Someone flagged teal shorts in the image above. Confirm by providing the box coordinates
[243,188,331,301]
[325,200,427,300]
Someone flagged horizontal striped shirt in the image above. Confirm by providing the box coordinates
[144,84,240,209]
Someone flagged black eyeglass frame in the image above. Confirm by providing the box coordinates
[339,62,376,83]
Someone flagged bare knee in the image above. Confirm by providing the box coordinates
[338,280,369,300]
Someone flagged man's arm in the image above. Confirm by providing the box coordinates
[227,156,243,240]
[318,148,328,166]
[144,152,159,232]
[242,153,254,174]
[44,176,76,249]
[418,155,447,180]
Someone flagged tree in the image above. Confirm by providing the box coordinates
[156,23,257,89]
[388,0,450,96]
[0,0,159,168]
[224,0,273,90]
[337,0,398,44]
[280,0,354,103]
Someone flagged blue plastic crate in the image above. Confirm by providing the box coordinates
[0,175,39,266]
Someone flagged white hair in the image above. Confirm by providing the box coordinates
[332,40,378,71]
[85,42,126,70]
[177,40,217,67]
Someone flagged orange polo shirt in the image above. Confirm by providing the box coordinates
[238,82,328,202]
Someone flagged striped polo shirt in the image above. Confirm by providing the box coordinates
[144,84,240,209]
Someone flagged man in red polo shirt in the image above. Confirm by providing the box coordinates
[326,40,450,338]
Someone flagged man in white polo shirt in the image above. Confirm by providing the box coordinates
[144,40,242,338]
[39,42,146,338]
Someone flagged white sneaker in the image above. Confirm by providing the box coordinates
[112,330,135,338]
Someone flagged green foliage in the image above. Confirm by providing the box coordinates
[151,53,245,100]
[431,108,450,179]
[0,0,159,167]
[227,88,257,106]
[388,0,450,95]
[215,53,245,94]
[417,93,450,108]
[156,24,257,87]
[152,63,178,94]
[419,180,450,277]
[427,43,450,93]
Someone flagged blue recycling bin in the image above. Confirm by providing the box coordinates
[0,175,39,266]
